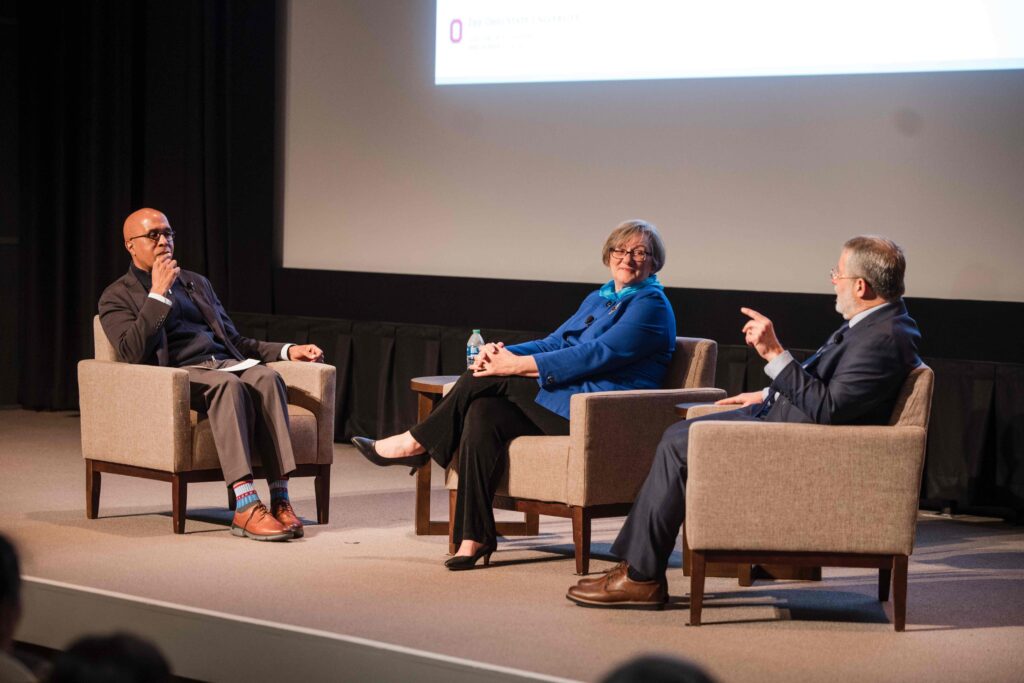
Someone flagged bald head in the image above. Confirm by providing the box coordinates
[122,208,174,271]
[122,208,168,242]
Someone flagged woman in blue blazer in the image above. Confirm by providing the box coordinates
[352,220,677,569]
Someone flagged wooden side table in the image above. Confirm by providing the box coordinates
[410,375,541,554]
[410,376,459,537]
[675,402,821,586]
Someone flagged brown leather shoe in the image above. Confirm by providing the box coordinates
[271,500,304,538]
[577,561,628,585]
[566,563,667,609]
[230,503,293,541]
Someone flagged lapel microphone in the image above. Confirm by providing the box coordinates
[584,315,595,325]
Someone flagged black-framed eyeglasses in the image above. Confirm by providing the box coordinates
[128,228,175,243]
[611,247,649,263]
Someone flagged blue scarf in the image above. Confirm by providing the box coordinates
[598,274,663,303]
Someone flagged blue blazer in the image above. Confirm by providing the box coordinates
[505,287,676,419]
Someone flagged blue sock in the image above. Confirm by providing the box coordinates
[232,479,260,512]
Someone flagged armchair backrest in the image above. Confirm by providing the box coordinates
[663,337,718,389]
[888,364,934,429]
[93,315,118,362]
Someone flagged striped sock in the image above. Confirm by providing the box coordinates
[232,479,260,511]
[269,478,290,506]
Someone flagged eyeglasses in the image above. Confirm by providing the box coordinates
[830,267,860,281]
[611,247,649,263]
[128,228,176,244]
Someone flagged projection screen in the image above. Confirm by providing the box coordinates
[283,0,1024,302]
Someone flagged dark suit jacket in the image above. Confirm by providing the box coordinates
[98,268,285,366]
[766,299,921,426]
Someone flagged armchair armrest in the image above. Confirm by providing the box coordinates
[564,387,726,506]
[267,361,336,465]
[685,421,927,556]
[77,360,191,472]
[685,403,742,419]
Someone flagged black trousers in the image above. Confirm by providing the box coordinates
[409,372,569,545]
[609,405,761,579]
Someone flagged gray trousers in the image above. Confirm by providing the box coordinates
[186,362,296,485]
[610,406,761,579]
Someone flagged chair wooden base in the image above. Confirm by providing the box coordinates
[444,491,541,555]
[688,550,909,631]
[682,528,821,585]
[86,459,331,534]
[455,494,633,575]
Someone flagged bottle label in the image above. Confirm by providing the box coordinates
[466,345,480,368]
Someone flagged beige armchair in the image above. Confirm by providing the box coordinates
[685,364,934,631]
[79,316,336,534]
[445,337,726,574]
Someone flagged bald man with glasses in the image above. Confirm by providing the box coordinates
[99,208,324,542]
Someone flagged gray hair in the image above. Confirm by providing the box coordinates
[601,219,666,273]
[843,235,906,301]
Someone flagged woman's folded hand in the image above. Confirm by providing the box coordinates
[474,345,538,378]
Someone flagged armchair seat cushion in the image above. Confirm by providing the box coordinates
[501,436,571,503]
[188,405,318,472]
[446,437,573,505]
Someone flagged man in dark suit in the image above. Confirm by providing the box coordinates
[99,208,324,542]
[567,235,922,607]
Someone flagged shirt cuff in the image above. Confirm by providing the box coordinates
[148,292,172,307]
[764,350,795,380]
[280,344,294,360]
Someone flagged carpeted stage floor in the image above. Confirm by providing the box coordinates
[2,409,1023,682]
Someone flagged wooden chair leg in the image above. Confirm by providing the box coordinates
[893,555,908,631]
[172,475,187,534]
[737,563,754,587]
[690,550,706,626]
[85,460,100,519]
[315,464,331,524]
[879,566,892,602]
[414,462,431,535]
[571,507,591,575]
[525,512,539,536]
[448,490,457,555]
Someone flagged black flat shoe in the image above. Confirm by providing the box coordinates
[350,436,429,475]
[445,541,497,571]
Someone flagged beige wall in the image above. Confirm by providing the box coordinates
[283,0,1024,302]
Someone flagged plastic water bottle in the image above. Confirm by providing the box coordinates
[466,329,484,369]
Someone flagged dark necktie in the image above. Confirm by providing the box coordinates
[757,323,849,418]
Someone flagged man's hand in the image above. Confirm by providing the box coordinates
[288,344,324,362]
[150,253,179,295]
[715,390,764,407]
[741,307,785,362]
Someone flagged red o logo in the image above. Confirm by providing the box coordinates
[450,19,462,43]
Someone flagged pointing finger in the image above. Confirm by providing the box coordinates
[740,307,767,321]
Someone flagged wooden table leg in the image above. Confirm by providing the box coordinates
[414,390,450,536]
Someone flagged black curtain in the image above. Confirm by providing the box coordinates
[18,0,279,410]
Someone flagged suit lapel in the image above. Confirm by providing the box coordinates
[801,323,849,372]
[185,276,244,360]
[122,269,170,366]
